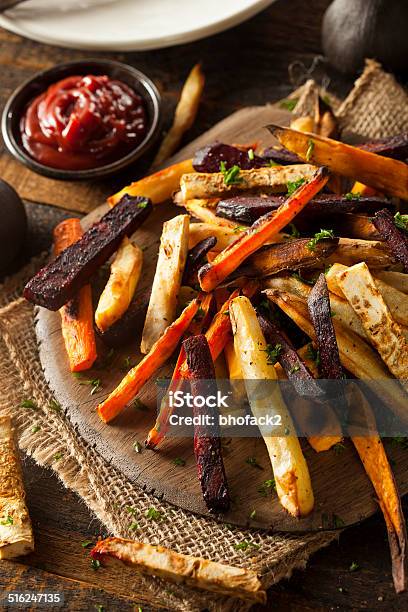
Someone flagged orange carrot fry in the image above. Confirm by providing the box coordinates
[53,219,97,372]
[198,167,329,291]
[98,297,201,423]
[145,293,213,449]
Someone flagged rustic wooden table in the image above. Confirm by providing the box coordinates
[0,0,407,609]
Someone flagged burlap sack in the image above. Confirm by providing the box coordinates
[0,61,406,610]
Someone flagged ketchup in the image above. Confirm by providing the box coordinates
[20,75,148,170]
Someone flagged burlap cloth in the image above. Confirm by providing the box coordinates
[0,60,407,611]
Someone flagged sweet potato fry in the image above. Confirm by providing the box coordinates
[267,124,408,200]
[198,166,330,291]
[180,164,317,200]
[153,64,205,166]
[230,296,314,517]
[97,297,201,423]
[264,289,408,424]
[336,263,408,382]
[53,219,97,371]
[91,537,266,603]
[184,334,230,513]
[372,209,408,272]
[349,385,407,594]
[108,159,194,207]
[95,238,143,332]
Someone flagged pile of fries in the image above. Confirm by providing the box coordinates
[23,94,408,593]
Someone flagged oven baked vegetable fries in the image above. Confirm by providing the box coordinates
[23,111,408,594]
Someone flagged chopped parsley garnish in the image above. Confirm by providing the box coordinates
[288,222,300,238]
[306,139,315,161]
[262,343,282,365]
[306,343,321,367]
[289,365,300,374]
[20,399,39,410]
[284,426,290,436]
[391,436,408,449]
[31,425,40,433]
[81,539,94,548]
[246,456,263,470]
[72,373,102,396]
[233,225,247,233]
[48,399,61,413]
[333,442,346,455]
[91,559,101,570]
[333,514,345,528]
[394,212,408,232]
[291,271,315,286]
[280,98,298,112]
[132,398,149,412]
[137,199,149,208]
[195,306,205,320]
[133,441,143,453]
[249,509,256,520]
[268,159,279,167]
[173,457,186,466]
[247,148,255,161]
[258,479,276,496]
[234,540,260,551]
[129,521,140,531]
[121,356,132,372]
[345,191,361,201]
[349,561,360,572]
[0,515,13,526]
[286,178,306,196]
[220,161,243,186]
[53,451,63,462]
[307,228,334,251]
[95,606,104,612]
[222,310,230,316]
[145,507,163,521]
[125,506,137,515]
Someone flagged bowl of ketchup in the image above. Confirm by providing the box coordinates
[1,59,161,180]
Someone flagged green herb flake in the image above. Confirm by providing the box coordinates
[306,139,315,161]
[48,399,61,413]
[125,506,137,515]
[222,310,230,316]
[247,148,255,161]
[345,191,361,201]
[91,559,101,571]
[129,521,140,531]
[133,441,143,454]
[333,442,346,455]
[284,426,290,436]
[234,539,260,551]
[53,451,63,462]
[306,343,321,367]
[145,507,163,521]
[246,456,263,470]
[95,606,104,612]
[31,425,40,434]
[173,457,186,466]
[307,229,335,251]
[73,374,102,396]
[81,539,94,548]
[233,225,247,233]
[249,509,256,520]
[333,514,345,528]
[20,399,38,410]
[137,199,149,209]
[220,161,243,186]
[394,212,408,232]
[289,365,300,374]
[391,436,408,450]
[121,356,132,372]
[286,178,306,196]
[349,561,360,572]
[288,223,300,238]
[280,98,298,112]
[268,159,279,167]
[132,398,149,412]
[262,343,282,365]
[0,515,13,526]
[258,479,276,496]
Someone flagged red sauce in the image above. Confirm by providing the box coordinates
[20,75,148,170]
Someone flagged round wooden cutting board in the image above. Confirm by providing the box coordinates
[35,104,408,532]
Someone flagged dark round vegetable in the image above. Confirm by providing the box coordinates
[0,179,27,274]
[322,0,408,75]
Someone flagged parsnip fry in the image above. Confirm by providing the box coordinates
[337,263,408,382]
[180,164,317,200]
[141,215,189,354]
[91,537,266,603]
[184,200,240,228]
[153,64,205,166]
[230,296,314,517]
[95,238,143,332]
[199,167,329,292]
[264,289,408,424]
[189,223,245,251]
[98,297,201,423]
[267,124,408,200]
[327,238,395,268]
[0,416,34,559]
[108,159,194,207]
[375,271,408,295]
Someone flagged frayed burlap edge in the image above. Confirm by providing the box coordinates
[0,259,337,612]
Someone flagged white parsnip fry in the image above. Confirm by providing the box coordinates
[230,296,314,517]
[153,64,205,166]
[0,416,34,559]
[375,271,408,295]
[337,263,408,382]
[188,223,245,251]
[95,238,143,332]
[141,215,189,354]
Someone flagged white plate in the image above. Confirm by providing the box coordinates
[0,0,276,51]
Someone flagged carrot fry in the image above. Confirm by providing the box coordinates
[198,166,329,291]
[108,159,194,207]
[97,297,202,423]
[53,219,97,372]
[145,293,213,448]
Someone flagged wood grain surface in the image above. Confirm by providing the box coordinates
[35,103,408,532]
